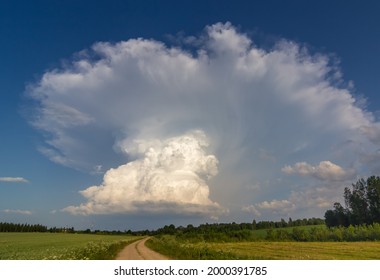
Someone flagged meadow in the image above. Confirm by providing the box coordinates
[147,235,380,260]
[146,224,380,260]
[202,241,380,259]
[0,232,141,260]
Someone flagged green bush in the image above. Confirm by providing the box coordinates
[292,228,310,241]
[146,235,243,260]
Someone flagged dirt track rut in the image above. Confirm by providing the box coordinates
[116,237,169,260]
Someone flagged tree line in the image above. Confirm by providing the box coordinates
[144,218,325,242]
[151,217,324,236]
[0,222,78,233]
[150,219,380,242]
[266,223,380,242]
[325,176,380,227]
[0,222,48,232]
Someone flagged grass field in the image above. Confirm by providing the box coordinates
[147,235,380,260]
[0,233,141,260]
[203,241,380,259]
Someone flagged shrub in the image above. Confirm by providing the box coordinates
[292,228,310,241]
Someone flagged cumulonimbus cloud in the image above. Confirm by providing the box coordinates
[27,22,380,218]
[63,130,223,215]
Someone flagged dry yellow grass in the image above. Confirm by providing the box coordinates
[202,241,380,259]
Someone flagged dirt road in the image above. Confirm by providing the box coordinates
[116,237,169,260]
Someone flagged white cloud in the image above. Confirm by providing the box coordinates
[288,188,338,209]
[282,161,355,181]
[63,131,223,216]
[27,22,380,219]
[242,205,261,217]
[2,209,32,215]
[257,199,295,210]
[0,177,29,183]
[251,185,343,218]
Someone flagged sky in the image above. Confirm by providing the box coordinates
[1,0,380,231]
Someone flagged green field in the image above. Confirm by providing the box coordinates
[147,235,380,260]
[0,233,141,260]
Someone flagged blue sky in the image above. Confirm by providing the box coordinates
[1,0,380,230]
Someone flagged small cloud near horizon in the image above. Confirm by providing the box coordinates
[2,209,32,215]
[0,177,29,183]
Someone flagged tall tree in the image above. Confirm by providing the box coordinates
[366,176,380,223]
[324,202,349,227]
[326,176,380,226]
[344,178,370,225]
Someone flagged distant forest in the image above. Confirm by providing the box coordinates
[0,217,324,235]
[151,217,324,236]
[0,222,48,232]
[0,222,73,233]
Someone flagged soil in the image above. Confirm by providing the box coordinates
[115,237,169,260]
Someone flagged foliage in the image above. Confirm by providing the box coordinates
[266,223,380,242]
[152,222,380,243]
[325,176,380,227]
[150,218,324,238]
[0,222,48,232]
[146,235,244,260]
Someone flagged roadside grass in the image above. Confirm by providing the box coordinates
[147,234,380,260]
[0,232,141,260]
[146,235,242,260]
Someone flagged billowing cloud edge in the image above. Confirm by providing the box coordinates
[26,22,380,219]
[62,130,226,217]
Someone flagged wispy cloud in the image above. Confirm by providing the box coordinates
[2,209,32,215]
[242,205,261,217]
[245,186,342,218]
[0,177,29,183]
